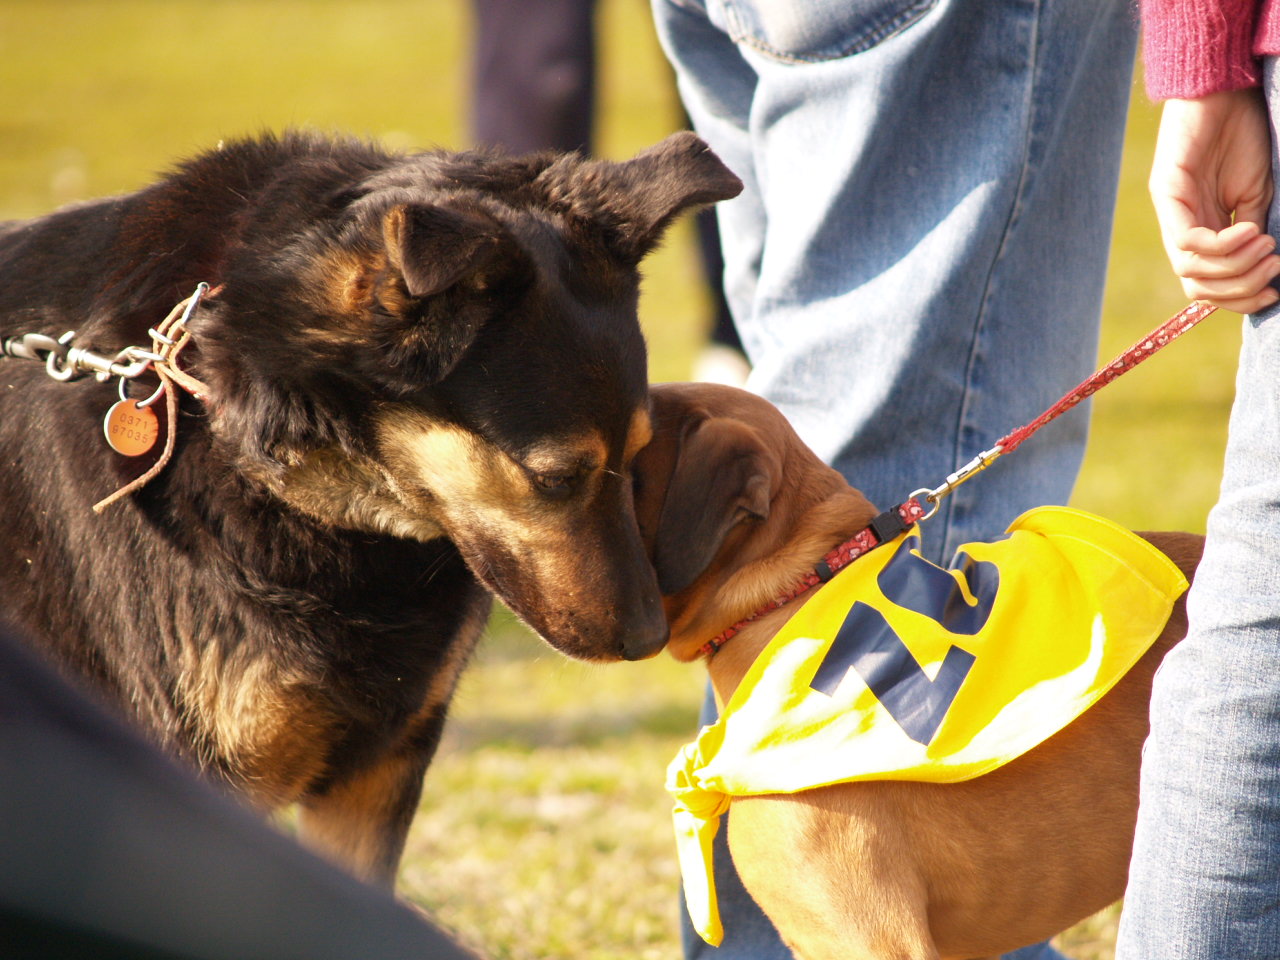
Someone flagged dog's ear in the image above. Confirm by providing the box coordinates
[364,200,524,386]
[382,201,507,298]
[636,413,780,595]
[543,132,743,262]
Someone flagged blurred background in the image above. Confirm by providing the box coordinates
[0,2,1237,957]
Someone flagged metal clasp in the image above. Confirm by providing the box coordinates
[909,444,1004,521]
[49,340,159,383]
[12,282,212,385]
[1,332,67,364]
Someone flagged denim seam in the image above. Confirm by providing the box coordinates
[721,0,938,65]
[947,0,1044,549]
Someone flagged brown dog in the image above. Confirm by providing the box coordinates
[633,381,1202,960]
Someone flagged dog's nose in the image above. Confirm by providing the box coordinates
[620,618,671,661]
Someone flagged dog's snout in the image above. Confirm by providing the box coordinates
[616,559,670,661]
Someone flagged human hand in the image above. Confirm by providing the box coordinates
[1149,88,1280,314]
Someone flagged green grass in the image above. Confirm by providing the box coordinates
[0,3,1240,957]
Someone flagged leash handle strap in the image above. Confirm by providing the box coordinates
[996,300,1218,455]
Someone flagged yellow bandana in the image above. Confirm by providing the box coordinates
[668,506,1188,946]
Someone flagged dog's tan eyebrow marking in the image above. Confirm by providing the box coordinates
[521,432,607,475]
[624,407,654,462]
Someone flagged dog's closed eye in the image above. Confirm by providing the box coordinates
[515,431,611,501]
[531,471,578,498]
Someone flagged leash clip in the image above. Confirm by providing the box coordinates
[50,340,158,383]
[2,332,68,364]
[3,282,212,386]
[910,444,1004,521]
[10,330,157,384]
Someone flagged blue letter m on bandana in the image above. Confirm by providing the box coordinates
[811,603,977,745]
[809,541,998,744]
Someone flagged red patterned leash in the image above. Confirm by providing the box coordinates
[698,300,1219,659]
[1002,299,1218,452]
[906,298,1219,519]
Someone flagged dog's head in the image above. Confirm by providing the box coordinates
[633,383,876,659]
[184,133,741,661]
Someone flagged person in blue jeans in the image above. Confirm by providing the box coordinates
[469,0,749,385]
[648,0,1139,956]
[1118,5,1280,956]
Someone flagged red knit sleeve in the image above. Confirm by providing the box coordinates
[1142,0,1262,100]
[1257,0,1280,56]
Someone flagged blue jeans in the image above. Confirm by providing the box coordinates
[652,0,1137,956]
[1115,59,1280,960]
[653,0,1135,566]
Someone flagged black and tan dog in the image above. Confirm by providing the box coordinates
[633,382,1203,960]
[0,132,739,885]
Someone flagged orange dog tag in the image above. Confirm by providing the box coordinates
[103,400,159,456]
